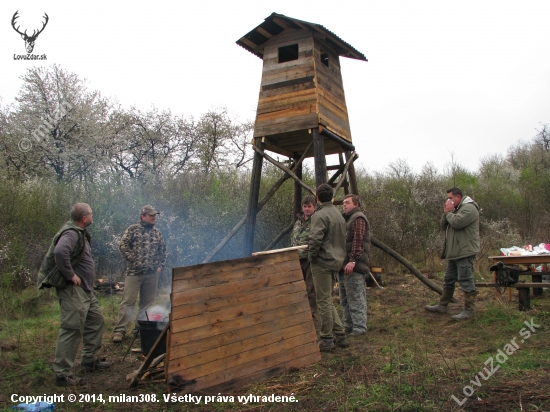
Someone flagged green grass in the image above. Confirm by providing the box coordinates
[0,276,549,411]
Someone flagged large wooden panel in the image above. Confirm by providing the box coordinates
[167,250,320,394]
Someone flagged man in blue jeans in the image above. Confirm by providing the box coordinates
[425,187,480,320]
[339,194,370,336]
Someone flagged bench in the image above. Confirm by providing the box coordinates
[475,282,547,311]
[485,255,550,311]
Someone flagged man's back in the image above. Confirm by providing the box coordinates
[308,202,346,271]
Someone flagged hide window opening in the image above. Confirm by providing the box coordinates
[278,44,299,63]
[321,52,329,67]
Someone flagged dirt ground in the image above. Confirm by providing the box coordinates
[1,271,549,412]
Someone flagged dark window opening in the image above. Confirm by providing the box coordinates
[321,52,329,67]
[278,44,299,63]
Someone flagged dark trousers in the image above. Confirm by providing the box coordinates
[300,259,320,331]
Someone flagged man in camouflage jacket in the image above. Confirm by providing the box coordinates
[113,205,167,342]
[291,195,320,331]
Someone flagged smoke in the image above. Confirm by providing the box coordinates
[138,304,171,324]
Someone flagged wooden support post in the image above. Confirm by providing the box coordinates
[518,288,531,311]
[332,152,357,200]
[339,153,350,195]
[532,274,543,296]
[244,137,264,257]
[294,159,302,221]
[345,150,359,194]
[313,128,326,187]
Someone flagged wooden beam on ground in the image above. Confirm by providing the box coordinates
[372,236,458,302]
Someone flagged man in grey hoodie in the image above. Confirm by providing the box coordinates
[425,187,480,320]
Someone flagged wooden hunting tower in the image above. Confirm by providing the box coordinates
[237,13,367,159]
[203,13,367,261]
[235,13,367,256]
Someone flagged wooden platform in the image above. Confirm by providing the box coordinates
[167,249,320,394]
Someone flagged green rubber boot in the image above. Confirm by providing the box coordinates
[452,291,478,321]
[425,289,454,314]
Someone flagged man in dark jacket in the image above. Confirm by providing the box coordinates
[308,184,348,351]
[38,203,109,386]
[339,194,370,335]
[113,205,167,342]
[425,187,480,320]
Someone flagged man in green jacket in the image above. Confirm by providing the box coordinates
[308,184,348,351]
[426,187,480,320]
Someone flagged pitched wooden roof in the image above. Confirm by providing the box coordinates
[237,13,367,62]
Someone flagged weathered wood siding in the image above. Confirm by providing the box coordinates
[167,250,320,394]
[253,29,352,157]
[254,29,319,141]
[314,40,352,141]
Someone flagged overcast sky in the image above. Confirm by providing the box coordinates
[2,0,549,174]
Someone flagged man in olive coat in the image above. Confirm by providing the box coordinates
[308,184,348,351]
[425,187,480,320]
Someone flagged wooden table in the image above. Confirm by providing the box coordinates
[486,255,550,310]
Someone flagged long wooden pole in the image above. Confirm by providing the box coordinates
[345,150,359,194]
[371,236,458,301]
[263,221,295,251]
[202,143,313,263]
[332,152,357,199]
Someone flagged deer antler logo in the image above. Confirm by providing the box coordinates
[11,11,49,54]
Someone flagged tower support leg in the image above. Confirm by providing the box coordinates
[244,137,264,256]
[313,128,327,187]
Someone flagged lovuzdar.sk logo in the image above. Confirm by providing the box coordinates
[11,10,49,60]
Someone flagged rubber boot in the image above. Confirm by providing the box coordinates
[452,291,478,321]
[425,289,454,314]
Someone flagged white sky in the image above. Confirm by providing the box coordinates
[1,0,549,174]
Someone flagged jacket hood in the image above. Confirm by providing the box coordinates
[460,196,480,210]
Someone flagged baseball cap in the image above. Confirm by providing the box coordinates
[140,205,160,216]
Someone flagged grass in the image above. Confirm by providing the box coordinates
[0,273,548,412]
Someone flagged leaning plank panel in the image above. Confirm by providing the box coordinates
[167,249,320,394]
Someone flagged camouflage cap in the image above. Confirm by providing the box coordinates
[140,205,160,216]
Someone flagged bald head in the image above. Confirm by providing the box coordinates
[71,203,92,226]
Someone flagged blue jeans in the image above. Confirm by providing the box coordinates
[338,271,367,334]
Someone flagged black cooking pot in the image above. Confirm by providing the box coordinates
[137,320,167,356]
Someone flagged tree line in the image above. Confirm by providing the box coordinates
[1,64,549,293]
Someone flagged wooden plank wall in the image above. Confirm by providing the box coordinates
[167,250,320,394]
[252,28,353,158]
[254,29,319,141]
[314,39,352,142]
